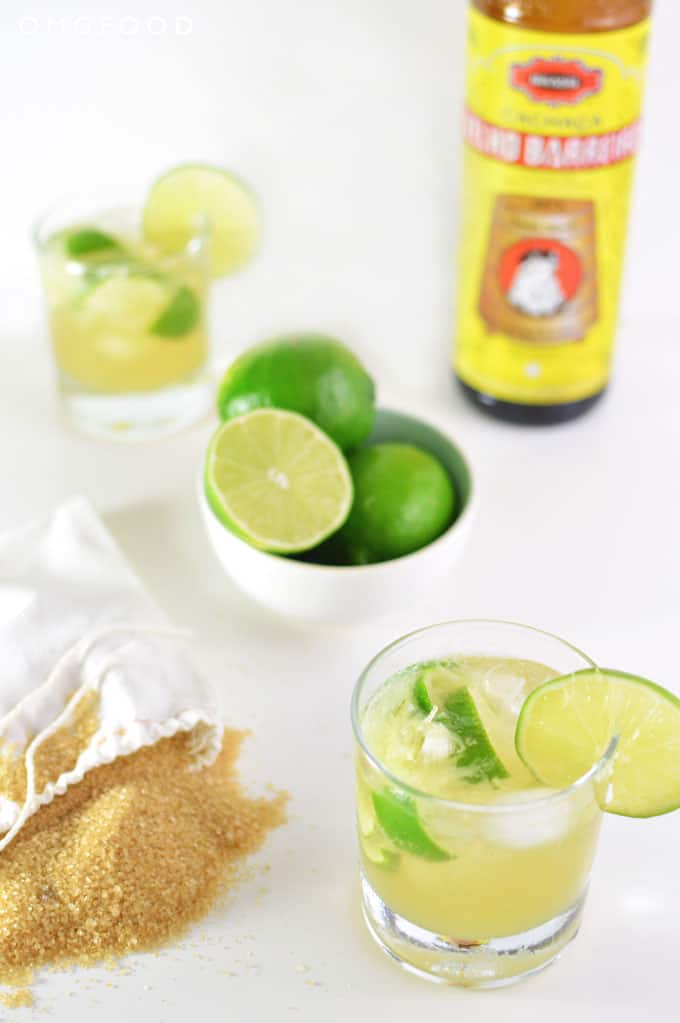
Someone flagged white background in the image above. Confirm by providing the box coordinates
[1,1,679,1020]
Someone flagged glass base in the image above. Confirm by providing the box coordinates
[58,370,213,443]
[360,873,584,988]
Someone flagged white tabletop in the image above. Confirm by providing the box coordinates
[1,1,679,1019]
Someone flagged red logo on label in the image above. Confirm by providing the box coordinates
[500,239,582,319]
[511,58,603,106]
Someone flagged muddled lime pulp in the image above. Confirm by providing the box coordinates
[356,656,604,938]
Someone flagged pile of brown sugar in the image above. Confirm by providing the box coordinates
[0,728,286,986]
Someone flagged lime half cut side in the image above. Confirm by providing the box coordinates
[143,164,260,276]
[515,668,680,818]
[205,409,353,554]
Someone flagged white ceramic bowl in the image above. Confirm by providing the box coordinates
[198,407,476,624]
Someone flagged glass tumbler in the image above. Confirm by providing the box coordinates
[34,195,213,441]
[351,619,614,987]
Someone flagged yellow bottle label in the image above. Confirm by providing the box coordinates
[454,8,650,405]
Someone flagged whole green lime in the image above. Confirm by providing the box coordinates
[337,443,456,565]
[217,334,375,451]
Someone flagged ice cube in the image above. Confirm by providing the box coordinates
[419,802,477,854]
[479,666,528,718]
[419,723,454,761]
[483,788,572,849]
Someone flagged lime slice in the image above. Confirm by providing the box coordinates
[371,790,451,862]
[81,274,172,332]
[143,164,260,277]
[204,409,353,553]
[413,665,462,714]
[78,269,199,339]
[65,228,121,258]
[515,669,680,818]
[150,285,200,338]
[363,845,401,871]
[413,668,508,783]
[442,688,509,783]
[357,784,401,870]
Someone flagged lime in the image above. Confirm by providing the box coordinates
[413,664,463,714]
[65,228,121,258]
[363,845,401,871]
[515,669,680,818]
[441,688,508,783]
[81,274,172,332]
[204,409,353,554]
[357,784,401,871]
[150,285,200,338]
[217,334,375,451]
[414,667,508,784]
[142,164,260,276]
[336,444,455,564]
[371,789,451,862]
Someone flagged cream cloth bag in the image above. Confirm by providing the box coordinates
[0,497,222,851]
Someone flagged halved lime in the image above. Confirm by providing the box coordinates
[413,667,508,783]
[143,164,260,276]
[204,409,353,553]
[371,789,451,862]
[515,669,680,818]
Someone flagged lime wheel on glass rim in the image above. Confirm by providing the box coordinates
[143,164,261,276]
[516,668,680,818]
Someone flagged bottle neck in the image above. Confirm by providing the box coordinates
[471,0,652,33]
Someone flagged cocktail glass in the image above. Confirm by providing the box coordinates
[34,194,212,441]
[351,619,615,987]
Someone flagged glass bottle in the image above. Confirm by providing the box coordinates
[453,0,653,424]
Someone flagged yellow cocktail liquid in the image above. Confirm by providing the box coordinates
[41,225,208,394]
[357,657,602,939]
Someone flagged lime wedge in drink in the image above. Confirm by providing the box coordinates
[81,274,172,331]
[413,665,463,714]
[143,164,260,277]
[79,272,199,339]
[357,787,401,871]
[371,790,451,862]
[204,409,353,553]
[150,285,200,338]
[65,228,122,258]
[413,668,508,783]
[363,845,401,871]
[515,669,680,818]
